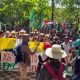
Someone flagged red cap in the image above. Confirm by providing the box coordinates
[43,42,51,50]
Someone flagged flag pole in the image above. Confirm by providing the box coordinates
[51,0,54,20]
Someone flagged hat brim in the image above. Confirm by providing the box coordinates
[45,48,67,60]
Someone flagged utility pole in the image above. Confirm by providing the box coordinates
[51,0,54,20]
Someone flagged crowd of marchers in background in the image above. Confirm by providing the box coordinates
[0,21,80,80]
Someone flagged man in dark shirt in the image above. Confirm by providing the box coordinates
[37,44,67,80]
[18,34,39,80]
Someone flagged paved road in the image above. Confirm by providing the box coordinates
[0,62,36,80]
[0,63,70,80]
[0,71,36,80]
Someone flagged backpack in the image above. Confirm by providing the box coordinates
[43,62,65,80]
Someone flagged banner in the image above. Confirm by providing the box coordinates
[0,38,44,52]
[1,51,18,71]
[0,38,15,50]
[29,42,44,53]
[1,51,38,72]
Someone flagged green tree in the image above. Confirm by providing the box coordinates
[62,0,80,30]
[0,0,36,26]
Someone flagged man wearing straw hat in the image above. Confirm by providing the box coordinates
[19,29,26,36]
[37,44,67,80]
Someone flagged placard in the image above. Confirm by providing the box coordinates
[1,51,38,72]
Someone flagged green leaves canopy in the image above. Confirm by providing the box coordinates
[0,0,80,30]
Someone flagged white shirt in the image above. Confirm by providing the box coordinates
[41,53,47,61]
[15,39,22,47]
[62,42,71,54]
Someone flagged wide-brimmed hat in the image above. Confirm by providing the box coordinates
[6,31,10,34]
[40,33,44,36]
[45,44,67,60]
[45,34,50,38]
[11,31,16,34]
[19,29,26,33]
[19,29,26,35]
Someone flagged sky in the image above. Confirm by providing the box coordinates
[49,0,62,8]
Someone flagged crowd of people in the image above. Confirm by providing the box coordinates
[0,24,80,80]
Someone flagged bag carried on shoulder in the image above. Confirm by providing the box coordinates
[43,62,65,80]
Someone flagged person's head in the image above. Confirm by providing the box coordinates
[22,34,29,43]
[45,44,67,61]
[10,31,16,38]
[33,36,39,41]
[30,32,35,37]
[6,31,10,37]
[15,32,19,38]
[6,31,10,34]
[53,36,59,41]
[45,34,50,41]
[64,36,69,43]
[0,31,4,38]
[19,29,26,36]
[43,42,51,51]
[53,29,57,34]
[39,33,45,41]
[40,33,44,37]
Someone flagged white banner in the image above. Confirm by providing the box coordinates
[1,51,38,72]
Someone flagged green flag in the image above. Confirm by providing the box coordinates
[29,10,35,28]
[37,14,43,29]
[57,22,62,32]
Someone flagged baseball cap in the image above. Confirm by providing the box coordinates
[43,41,51,50]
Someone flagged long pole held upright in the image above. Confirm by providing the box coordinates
[51,0,54,20]
[0,22,1,31]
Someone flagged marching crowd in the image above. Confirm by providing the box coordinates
[0,25,80,80]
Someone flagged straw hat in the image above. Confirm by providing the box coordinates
[6,31,10,34]
[45,44,67,60]
[11,31,16,34]
[40,33,44,36]
[19,29,26,33]
[19,29,26,35]
[45,34,50,37]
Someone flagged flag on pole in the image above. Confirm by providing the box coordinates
[37,14,43,29]
[57,22,62,32]
[29,10,35,28]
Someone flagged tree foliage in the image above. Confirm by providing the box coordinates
[0,0,80,30]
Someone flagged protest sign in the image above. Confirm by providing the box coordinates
[29,42,44,52]
[0,38,15,50]
[0,38,44,52]
[1,51,18,71]
[1,51,38,72]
